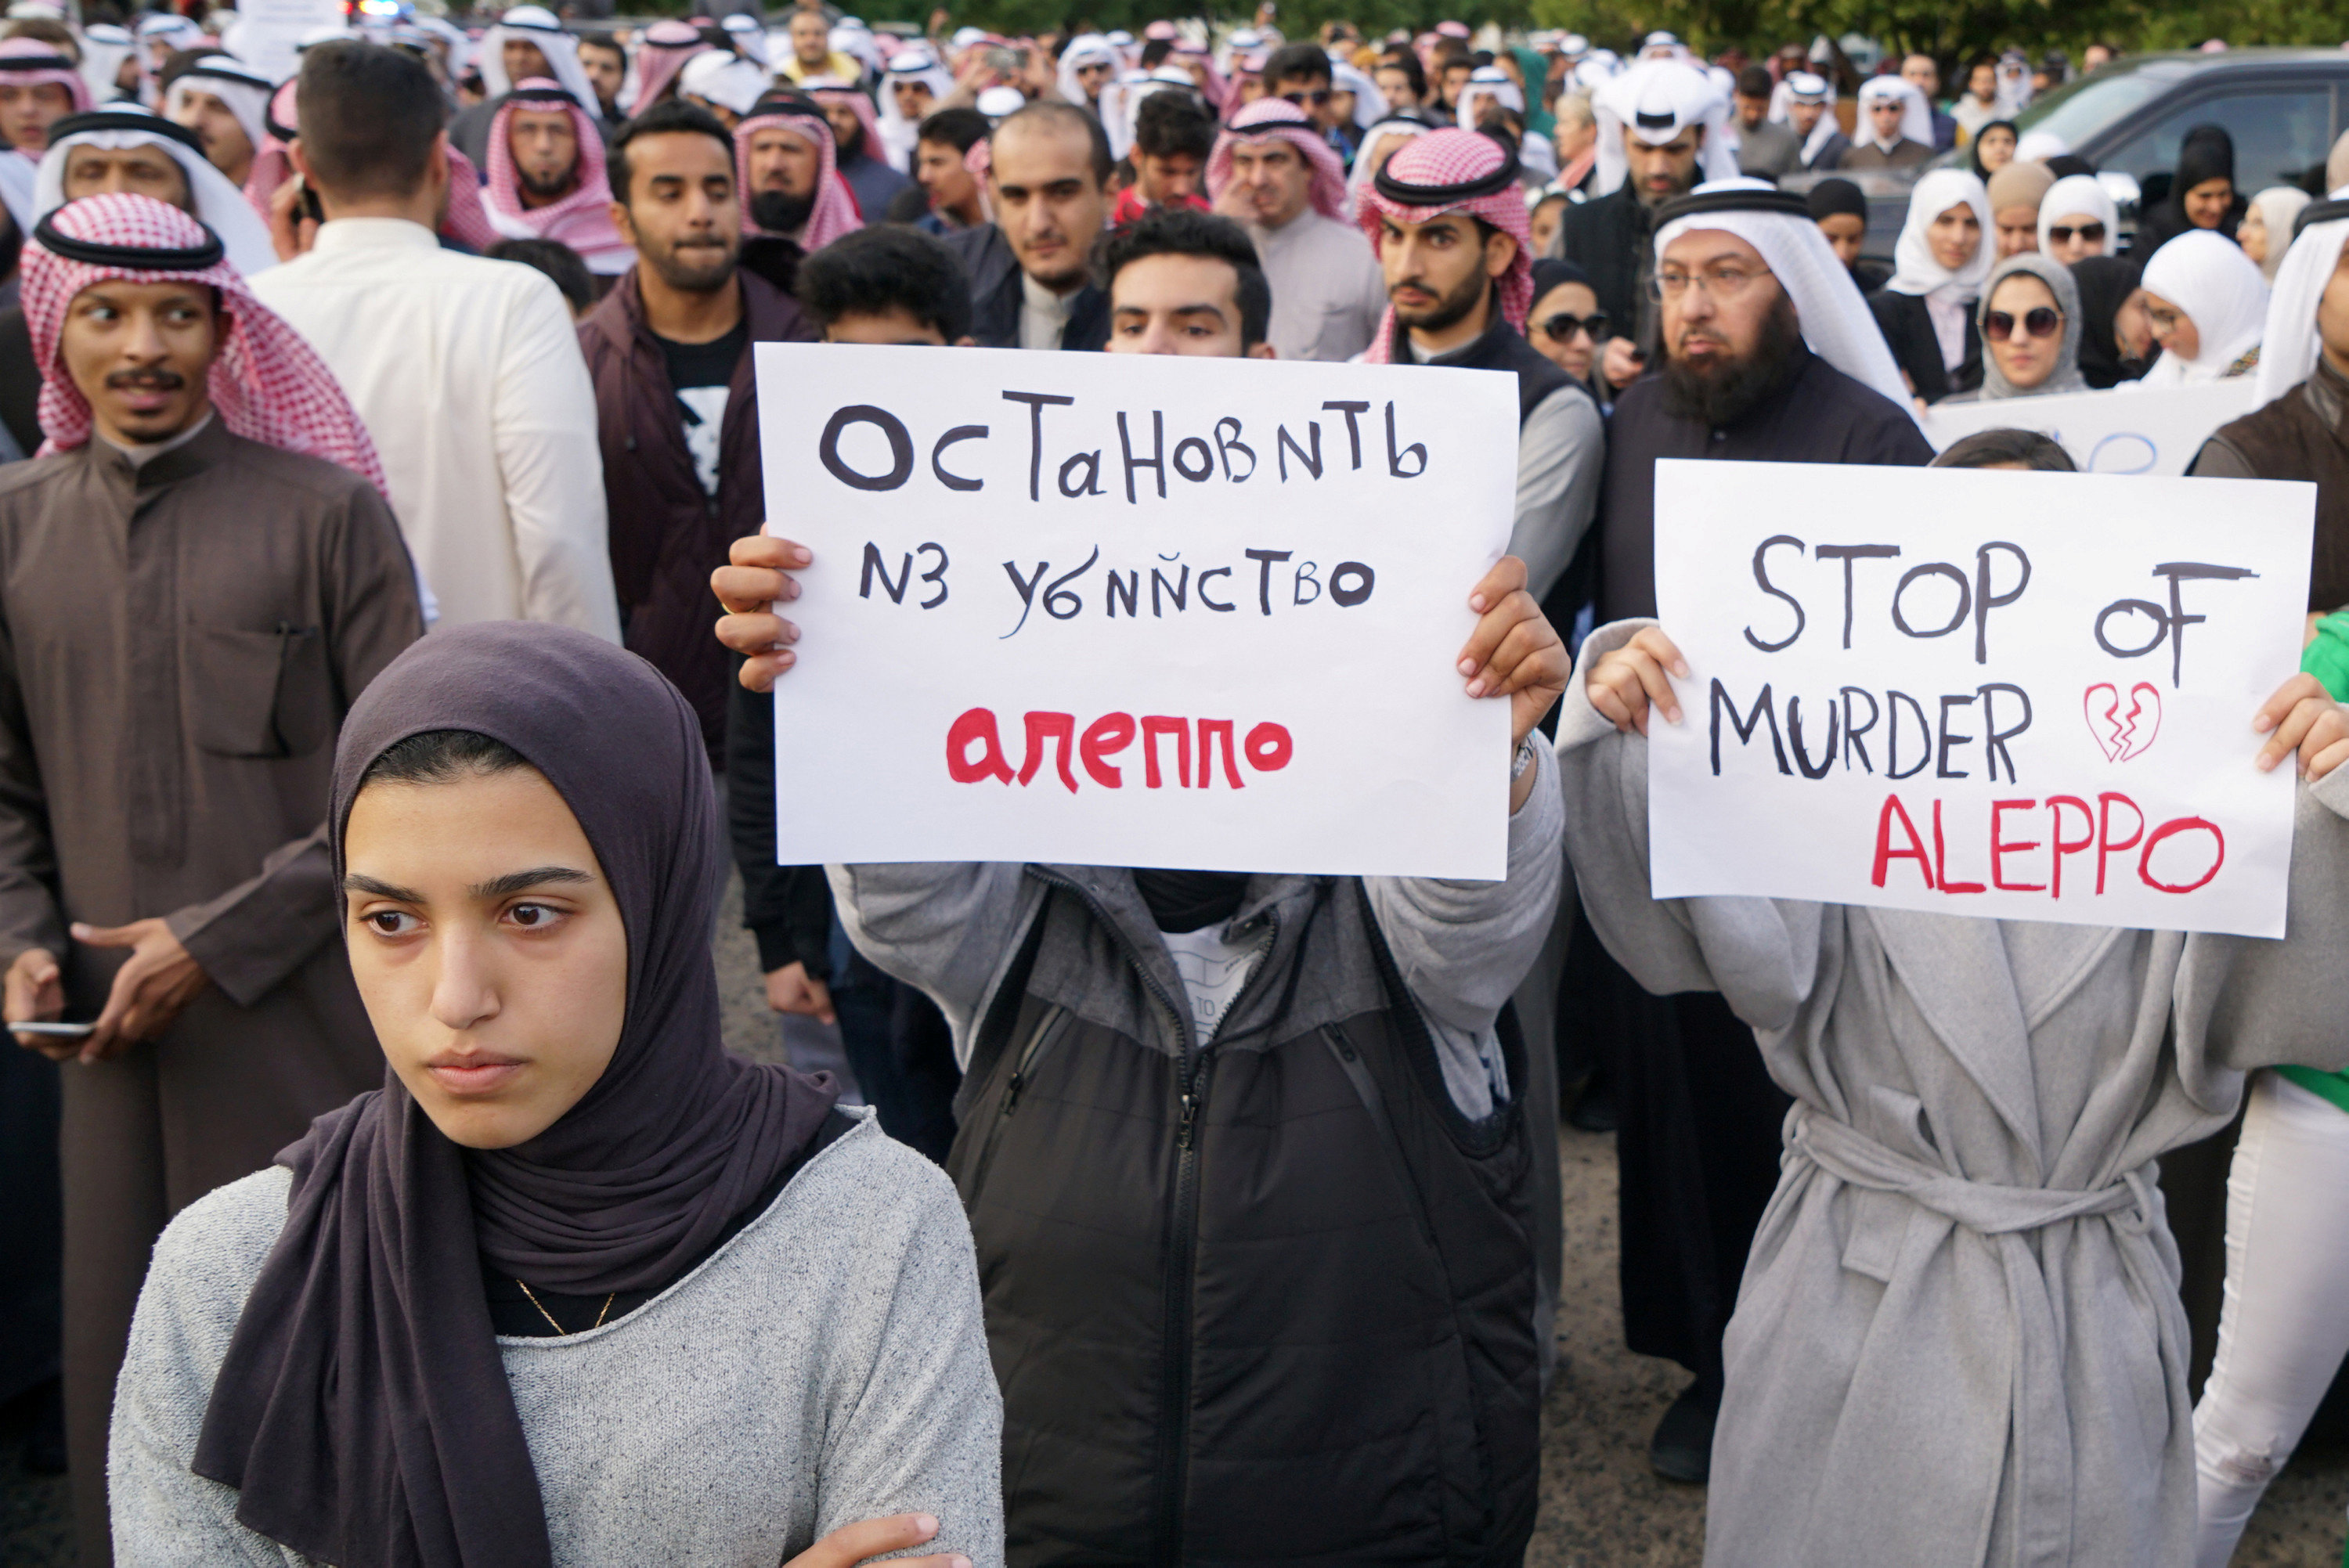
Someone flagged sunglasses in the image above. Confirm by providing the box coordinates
[1985,306,2062,342]
[1539,311,1607,343]
[1281,88,1331,106]
[2046,222,2106,245]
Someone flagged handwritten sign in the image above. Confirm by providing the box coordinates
[225,0,341,86]
[1921,380,2262,476]
[1648,460,2313,937]
[755,343,1519,877]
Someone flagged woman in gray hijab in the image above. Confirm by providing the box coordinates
[1946,251,2090,402]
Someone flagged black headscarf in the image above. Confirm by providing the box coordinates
[1967,118,2016,181]
[1529,256,1593,312]
[1804,176,1868,223]
[1132,868,1250,933]
[190,622,840,1568]
[2071,254,2148,389]
[2135,124,2244,255]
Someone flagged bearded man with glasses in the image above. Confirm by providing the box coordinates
[1582,177,1932,1483]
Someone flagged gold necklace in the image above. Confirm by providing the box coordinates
[514,1278,616,1336]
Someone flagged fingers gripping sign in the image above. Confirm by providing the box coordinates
[713,531,813,694]
[783,1512,969,1568]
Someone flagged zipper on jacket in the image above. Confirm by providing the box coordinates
[965,1005,1066,1202]
[1020,868,1283,1568]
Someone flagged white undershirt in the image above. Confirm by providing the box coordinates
[1019,271,1076,351]
[1160,923,1268,1044]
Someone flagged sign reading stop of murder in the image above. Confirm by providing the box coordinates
[754,343,1519,878]
[1648,461,2314,938]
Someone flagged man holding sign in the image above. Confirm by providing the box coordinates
[1553,457,2349,1567]
[715,331,1569,1558]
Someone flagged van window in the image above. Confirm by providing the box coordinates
[2102,86,2335,198]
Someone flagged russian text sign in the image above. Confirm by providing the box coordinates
[756,343,1519,877]
[1921,380,2261,477]
[1648,460,2313,937]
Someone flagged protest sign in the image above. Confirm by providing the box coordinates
[1921,380,2262,476]
[755,344,1520,878]
[1647,460,2314,937]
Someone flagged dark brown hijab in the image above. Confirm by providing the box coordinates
[190,622,839,1568]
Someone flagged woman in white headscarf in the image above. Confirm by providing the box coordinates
[2134,228,2269,387]
[1870,167,1994,403]
[2038,171,2119,265]
[2237,186,2313,283]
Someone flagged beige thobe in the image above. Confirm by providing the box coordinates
[0,420,421,1564]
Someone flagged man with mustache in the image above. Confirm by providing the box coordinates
[482,78,633,276]
[731,88,862,294]
[0,190,421,1566]
[161,56,269,191]
[1584,177,1932,1483]
[579,99,815,762]
[940,101,1110,351]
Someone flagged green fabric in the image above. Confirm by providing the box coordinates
[1511,47,1555,137]
[2304,611,2349,701]
[2279,620,2349,1108]
[2276,1064,2349,1115]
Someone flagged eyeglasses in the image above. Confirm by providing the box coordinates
[1539,310,1608,343]
[1649,263,1765,301]
[1280,88,1331,106]
[1984,306,2062,341]
[2046,222,2105,245]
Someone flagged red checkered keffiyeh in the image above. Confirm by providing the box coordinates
[1354,128,1533,365]
[24,193,387,496]
[807,81,882,164]
[626,20,712,115]
[0,35,92,119]
[736,96,862,251]
[1205,97,1349,223]
[485,80,630,267]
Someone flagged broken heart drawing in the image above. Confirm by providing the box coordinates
[2084,682,2162,762]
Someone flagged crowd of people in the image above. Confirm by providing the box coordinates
[0,7,2344,1568]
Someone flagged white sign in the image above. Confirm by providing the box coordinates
[227,0,343,85]
[755,344,1519,878]
[1921,380,2262,476]
[1648,460,2313,937]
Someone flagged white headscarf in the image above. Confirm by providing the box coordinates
[478,6,603,121]
[163,59,272,173]
[79,23,134,105]
[1330,59,1384,132]
[1770,70,1840,166]
[1856,75,1931,152]
[1654,178,1913,409]
[719,13,767,67]
[1592,59,1739,196]
[1886,168,1994,300]
[1345,115,1429,214]
[2253,202,2349,403]
[1457,65,1523,128]
[2014,128,2068,163]
[1056,33,1117,112]
[877,47,952,171]
[34,113,279,276]
[2246,186,2312,283]
[2035,173,2117,257]
[679,52,767,118]
[2136,229,2270,387]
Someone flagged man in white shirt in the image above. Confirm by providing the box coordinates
[1203,98,1384,362]
[253,40,619,640]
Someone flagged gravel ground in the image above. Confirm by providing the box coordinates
[5,872,2343,1565]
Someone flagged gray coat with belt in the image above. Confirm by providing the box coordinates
[1552,618,2349,1568]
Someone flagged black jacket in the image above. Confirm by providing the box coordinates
[1868,287,1982,405]
[1597,345,1936,621]
[1552,183,1651,361]
[940,223,1108,351]
[951,869,1539,1565]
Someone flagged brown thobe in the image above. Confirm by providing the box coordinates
[0,419,421,1565]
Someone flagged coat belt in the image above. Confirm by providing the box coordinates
[1788,1105,2173,1568]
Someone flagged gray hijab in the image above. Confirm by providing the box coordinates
[1976,251,2089,399]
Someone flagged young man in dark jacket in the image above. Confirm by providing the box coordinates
[940,102,1110,351]
[579,99,815,762]
[711,212,1570,1549]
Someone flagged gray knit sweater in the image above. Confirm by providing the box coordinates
[107,1113,1005,1567]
